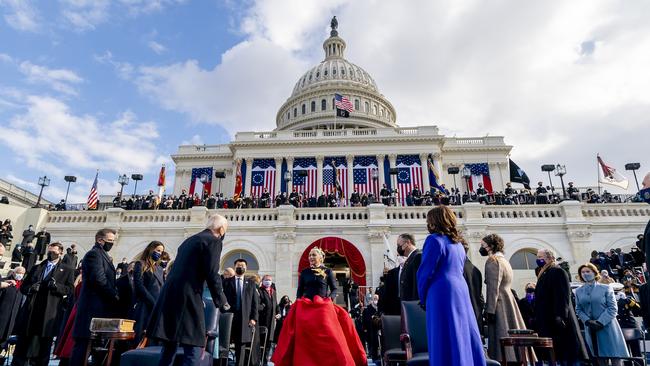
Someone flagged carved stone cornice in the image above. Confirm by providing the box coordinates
[368,230,390,239]
[274,232,296,240]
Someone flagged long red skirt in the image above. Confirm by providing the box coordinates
[271,296,366,366]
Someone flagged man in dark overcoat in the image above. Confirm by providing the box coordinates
[397,233,422,302]
[11,242,74,366]
[147,214,230,366]
[70,228,119,365]
[462,254,485,335]
[20,225,35,246]
[377,266,400,316]
[258,275,279,365]
[224,258,260,366]
[33,228,50,261]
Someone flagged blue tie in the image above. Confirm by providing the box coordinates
[236,277,242,311]
[43,262,55,280]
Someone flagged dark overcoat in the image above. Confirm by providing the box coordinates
[463,257,484,333]
[535,265,588,362]
[223,276,259,343]
[0,279,25,342]
[34,231,51,258]
[133,261,164,341]
[258,286,278,342]
[399,249,422,301]
[147,229,228,347]
[378,267,400,316]
[16,260,74,337]
[20,229,35,246]
[73,245,118,339]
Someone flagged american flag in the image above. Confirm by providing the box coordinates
[335,93,353,117]
[87,170,99,210]
[293,158,317,198]
[323,157,348,204]
[189,167,213,196]
[353,156,379,196]
[250,159,276,199]
[465,163,493,193]
[392,155,423,206]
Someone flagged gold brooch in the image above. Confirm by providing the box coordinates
[312,268,326,278]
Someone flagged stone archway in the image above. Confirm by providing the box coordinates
[298,236,367,286]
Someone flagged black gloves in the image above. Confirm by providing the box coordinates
[29,283,40,294]
[485,312,497,324]
[47,277,57,291]
[585,320,604,331]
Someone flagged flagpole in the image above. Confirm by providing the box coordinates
[597,154,601,195]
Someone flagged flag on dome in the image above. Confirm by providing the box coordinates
[508,159,531,189]
[465,163,493,193]
[597,154,629,189]
[335,93,353,118]
[87,170,99,210]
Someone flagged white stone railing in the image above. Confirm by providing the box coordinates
[43,202,650,229]
[0,178,52,207]
[444,136,506,148]
[233,126,440,143]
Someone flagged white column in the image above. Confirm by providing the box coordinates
[377,154,385,189]
[286,157,294,192]
[346,154,354,203]
[274,157,283,197]
[420,153,431,193]
[244,158,252,197]
[316,155,324,197]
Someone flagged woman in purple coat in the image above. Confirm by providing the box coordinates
[417,206,486,366]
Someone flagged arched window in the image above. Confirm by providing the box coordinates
[333,68,336,75]
[380,108,384,117]
[311,101,316,112]
[364,102,369,112]
[309,73,312,81]
[302,104,306,115]
[287,112,290,120]
[509,249,538,270]
[321,99,326,111]
[221,250,260,272]
[324,69,328,76]
[293,108,297,118]
[373,105,378,115]
[354,99,360,111]
[332,98,335,110]
[316,71,320,78]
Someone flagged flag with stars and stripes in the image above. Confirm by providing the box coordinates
[87,170,99,210]
[465,163,493,193]
[293,158,317,198]
[323,156,348,204]
[250,159,276,199]
[189,167,213,196]
[391,155,423,206]
[335,93,353,118]
[353,156,379,196]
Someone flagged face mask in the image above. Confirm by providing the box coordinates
[235,267,245,275]
[151,252,162,261]
[100,241,114,252]
[14,274,24,281]
[160,261,168,269]
[639,187,650,204]
[220,233,226,241]
[479,247,489,256]
[397,244,406,256]
[47,251,59,261]
[262,280,272,287]
[525,288,535,294]
[582,273,595,282]
[525,293,534,301]
[535,259,546,267]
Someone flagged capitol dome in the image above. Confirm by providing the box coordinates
[276,17,397,131]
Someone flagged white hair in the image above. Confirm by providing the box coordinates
[206,214,228,231]
[538,248,556,261]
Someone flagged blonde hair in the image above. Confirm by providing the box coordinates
[310,247,325,259]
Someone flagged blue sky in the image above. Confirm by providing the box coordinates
[1,0,648,203]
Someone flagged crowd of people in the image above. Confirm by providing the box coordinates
[0,172,648,365]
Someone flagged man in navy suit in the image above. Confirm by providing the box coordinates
[70,228,119,365]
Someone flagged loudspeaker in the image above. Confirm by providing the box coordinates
[447,167,460,175]
[215,171,226,179]
[297,170,309,177]
[389,168,398,175]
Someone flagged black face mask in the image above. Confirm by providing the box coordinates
[525,288,535,294]
[101,241,114,252]
[235,267,245,276]
[397,245,406,257]
[47,251,59,261]
[479,247,489,257]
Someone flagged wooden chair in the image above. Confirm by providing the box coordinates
[500,336,555,365]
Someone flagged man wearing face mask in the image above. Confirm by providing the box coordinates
[361,294,381,364]
[61,244,78,269]
[637,172,650,267]
[258,275,279,365]
[147,214,230,366]
[517,283,536,329]
[224,258,260,366]
[71,228,119,365]
[0,266,26,346]
[12,242,74,366]
[396,233,422,302]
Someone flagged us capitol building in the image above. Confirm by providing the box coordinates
[4,19,648,297]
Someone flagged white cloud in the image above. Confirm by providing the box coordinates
[0,96,167,177]
[19,61,83,96]
[59,0,110,31]
[0,53,13,63]
[134,0,650,190]
[0,0,40,32]
[181,134,204,145]
[94,51,135,80]
[118,0,186,16]
[148,40,167,54]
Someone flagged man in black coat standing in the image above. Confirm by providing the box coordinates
[33,228,50,261]
[397,233,422,302]
[61,244,78,269]
[377,266,401,316]
[12,242,74,366]
[224,258,260,366]
[258,275,279,365]
[20,225,35,247]
[148,214,230,366]
[462,255,484,335]
[70,228,119,365]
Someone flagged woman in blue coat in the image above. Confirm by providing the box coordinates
[417,206,485,366]
[132,240,166,344]
[575,262,629,360]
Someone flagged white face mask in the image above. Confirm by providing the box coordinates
[14,274,24,281]
[262,280,272,288]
